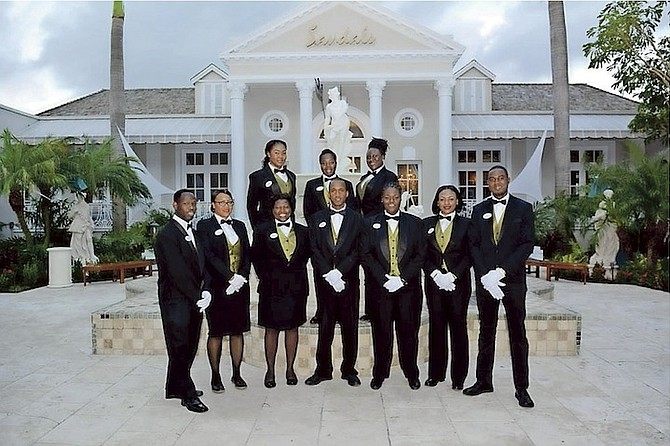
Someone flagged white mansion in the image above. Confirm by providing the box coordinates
[0,1,646,228]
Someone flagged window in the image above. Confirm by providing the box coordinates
[210,152,228,166]
[397,163,421,207]
[455,145,506,215]
[180,145,231,213]
[393,108,423,137]
[569,147,608,195]
[260,110,289,138]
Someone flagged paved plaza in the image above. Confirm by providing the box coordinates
[0,277,667,445]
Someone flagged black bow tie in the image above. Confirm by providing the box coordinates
[330,210,345,216]
[277,222,290,227]
[324,176,337,183]
[186,223,193,230]
[439,215,452,221]
[385,215,399,221]
[492,198,507,205]
[367,170,376,177]
[273,167,286,174]
[220,219,233,225]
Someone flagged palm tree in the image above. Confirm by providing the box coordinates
[0,130,67,245]
[110,0,127,232]
[549,1,571,195]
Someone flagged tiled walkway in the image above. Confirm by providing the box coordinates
[0,279,667,445]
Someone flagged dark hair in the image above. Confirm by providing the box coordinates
[173,189,194,203]
[431,185,463,215]
[262,139,287,167]
[381,181,402,196]
[368,137,389,156]
[327,177,347,192]
[270,193,294,210]
[210,189,233,212]
[319,148,337,163]
[488,165,509,177]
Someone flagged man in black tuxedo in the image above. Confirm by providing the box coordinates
[303,148,357,324]
[362,182,424,390]
[305,178,364,387]
[247,140,297,229]
[463,165,535,408]
[355,138,398,322]
[155,189,211,413]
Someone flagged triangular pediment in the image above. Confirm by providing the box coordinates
[455,60,496,81]
[224,1,465,56]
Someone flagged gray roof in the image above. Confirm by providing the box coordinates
[38,84,637,117]
[492,84,638,112]
[39,88,195,116]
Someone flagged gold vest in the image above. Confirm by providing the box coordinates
[435,220,452,270]
[493,212,504,244]
[277,227,296,261]
[227,238,241,274]
[387,224,400,276]
[274,173,293,195]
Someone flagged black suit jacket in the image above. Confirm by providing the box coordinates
[197,216,251,291]
[251,220,311,299]
[247,165,297,228]
[155,219,205,303]
[309,207,364,281]
[361,212,425,290]
[303,176,358,224]
[422,214,472,293]
[468,195,534,284]
[355,166,398,217]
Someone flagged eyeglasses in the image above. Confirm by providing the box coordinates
[214,200,234,206]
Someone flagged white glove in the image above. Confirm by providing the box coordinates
[196,290,212,313]
[331,277,346,293]
[322,269,343,286]
[225,274,248,295]
[383,274,404,293]
[481,268,506,290]
[484,282,505,300]
[441,272,457,292]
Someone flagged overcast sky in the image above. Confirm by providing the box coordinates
[0,0,630,115]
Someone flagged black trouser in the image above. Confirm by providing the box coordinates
[474,282,529,390]
[426,287,470,386]
[160,297,203,399]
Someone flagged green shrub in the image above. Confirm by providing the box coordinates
[616,254,669,291]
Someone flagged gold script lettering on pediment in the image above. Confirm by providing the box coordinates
[306,25,376,48]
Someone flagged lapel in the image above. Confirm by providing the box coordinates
[211,216,233,264]
[426,216,441,252]
[173,219,203,273]
[376,216,390,264]
[482,199,496,246]
[497,195,516,243]
[315,179,328,209]
[333,207,355,252]
[262,166,282,197]
[397,213,409,263]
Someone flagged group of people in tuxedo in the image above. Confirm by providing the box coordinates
[154,137,535,414]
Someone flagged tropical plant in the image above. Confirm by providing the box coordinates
[587,142,669,268]
[583,1,670,143]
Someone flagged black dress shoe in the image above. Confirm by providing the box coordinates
[424,378,441,387]
[286,371,298,386]
[463,382,494,396]
[342,374,361,387]
[515,389,535,408]
[305,373,332,386]
[370,378,384,390]
[211,381,225,393]
[310,315,321,325]
[264,372,276,389]
[195,390,204,397]
[231,376,247,389]
[181,397,208,413]
[452,383,464,390]
[408,378,421,390]
[359,314,370,322]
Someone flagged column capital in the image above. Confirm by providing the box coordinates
[366,80,386,97]
[434,78,455,95]
[295,79,315,95]
[228,82,248,99]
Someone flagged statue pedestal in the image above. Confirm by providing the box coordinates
[589,264,619,281]
[47,247,73,288]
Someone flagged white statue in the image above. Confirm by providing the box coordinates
[323,87,353,172]
[68,191,99,265]
[589,189,619,267]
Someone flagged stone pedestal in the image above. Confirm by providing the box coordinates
[47,247,73,288]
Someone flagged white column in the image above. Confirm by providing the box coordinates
[366,80,386,138]
[296,80,315,173]
[228,81,248,221]
[435,79,455,185]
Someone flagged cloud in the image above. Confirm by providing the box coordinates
[0,67,76,114]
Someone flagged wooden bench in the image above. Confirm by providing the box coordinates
[83,260,153,286]
[525,259,588,284]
